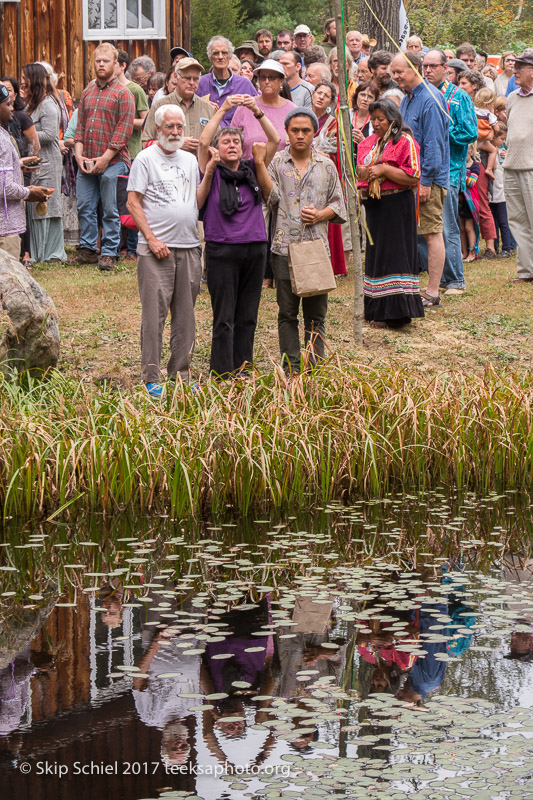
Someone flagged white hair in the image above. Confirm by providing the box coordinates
[406,35,423,48]
[207,36,234,60]
[37,61,58,86]
[382,88,404,102]
[154,104,186,127]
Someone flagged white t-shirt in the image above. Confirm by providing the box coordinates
[127,145,201,248]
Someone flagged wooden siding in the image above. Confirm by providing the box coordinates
[0,0,190,99]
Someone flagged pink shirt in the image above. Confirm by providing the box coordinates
[230,98,296,160]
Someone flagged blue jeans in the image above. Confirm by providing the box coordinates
[126,228,139,254]
[76,161,126,257]
[419,183,464,289]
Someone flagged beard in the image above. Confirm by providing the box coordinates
[157,131,185,152]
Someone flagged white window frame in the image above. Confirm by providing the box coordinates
[83,0,166,40]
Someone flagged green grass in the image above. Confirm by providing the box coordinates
[1,362,533,518]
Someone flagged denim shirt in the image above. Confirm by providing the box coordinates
[400,80,450,189]
[441,82,478,191]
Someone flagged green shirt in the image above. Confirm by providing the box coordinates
[127,81,149,160]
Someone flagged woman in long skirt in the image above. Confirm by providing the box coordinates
[20,63,66,263]
[356,99,424,328]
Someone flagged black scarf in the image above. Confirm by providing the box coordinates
[217,160,261,216]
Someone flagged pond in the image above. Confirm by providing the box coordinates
[2,491,533,800]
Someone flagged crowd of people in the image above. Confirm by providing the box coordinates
[0,25,532,395]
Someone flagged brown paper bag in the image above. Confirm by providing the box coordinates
[288,232,336,298]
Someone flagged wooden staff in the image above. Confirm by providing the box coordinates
[334,0,364,345]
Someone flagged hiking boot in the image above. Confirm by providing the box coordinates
[68,248,98,266]
[98,255,116,272]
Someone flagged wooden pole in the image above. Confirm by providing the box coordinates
[333,0,364,346]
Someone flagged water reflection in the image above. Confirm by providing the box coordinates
[1,495,533,797]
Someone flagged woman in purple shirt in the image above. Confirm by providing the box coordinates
[199,95,280,377]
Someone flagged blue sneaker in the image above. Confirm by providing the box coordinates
[145,381,165,399]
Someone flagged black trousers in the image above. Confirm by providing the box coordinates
[489,202,513,253]
[205,241,267,376]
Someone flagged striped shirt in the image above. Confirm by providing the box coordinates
[75,77,135,167]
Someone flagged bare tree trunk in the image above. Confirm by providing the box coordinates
[358,0,401,51]
[514,1,523,20]
[334,0,364,345]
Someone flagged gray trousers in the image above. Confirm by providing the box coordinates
[504,168,533,279]
[136,243,202,382]
[271,253,328,373]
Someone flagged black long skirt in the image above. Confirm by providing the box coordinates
[363,190,424,322]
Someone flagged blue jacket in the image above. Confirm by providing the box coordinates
[401,80,450,189]
[441,82,478,190]
[506,75,517,96]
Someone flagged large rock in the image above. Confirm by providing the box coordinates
[0,249,60,373]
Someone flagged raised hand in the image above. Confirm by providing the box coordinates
[251,141,267,164]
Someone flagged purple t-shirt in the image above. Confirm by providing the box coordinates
[202,158,267,244]
[231,98,296,160]
[197,72,258,126]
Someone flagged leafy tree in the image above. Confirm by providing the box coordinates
[190,0,247,62]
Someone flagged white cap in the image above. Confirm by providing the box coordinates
[294,24,311,35]
[253,58,286,76]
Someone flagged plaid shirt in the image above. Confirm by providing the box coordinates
[75,77,135,167]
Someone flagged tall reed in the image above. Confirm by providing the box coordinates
[1,361,532,518]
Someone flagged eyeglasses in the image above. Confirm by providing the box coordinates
[179,75,200,83]
[162,124,184,131]
[257,74,282,81]
[314,91,332,101]
[422,63,442,70]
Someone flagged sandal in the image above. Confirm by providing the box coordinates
[22,259,33,270]
[421,292,441,309]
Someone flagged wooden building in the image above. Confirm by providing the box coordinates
[0,0,190,100]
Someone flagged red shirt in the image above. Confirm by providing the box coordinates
[357,132,420,192]
[75,77,135,167]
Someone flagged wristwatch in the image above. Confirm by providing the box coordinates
[254,111,265,120]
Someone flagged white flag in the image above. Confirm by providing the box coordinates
[399,0,410,49]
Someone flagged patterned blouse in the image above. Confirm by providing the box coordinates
[267,146,346,257]
[357,133,420,193]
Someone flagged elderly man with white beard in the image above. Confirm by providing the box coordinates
[127,105,219,397]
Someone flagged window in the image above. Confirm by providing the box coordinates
[83,0,165,40]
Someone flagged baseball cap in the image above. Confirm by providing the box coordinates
[170,46,191,61]
[174,56,204,72]
[0,85,10,104]
[294,24,311,35]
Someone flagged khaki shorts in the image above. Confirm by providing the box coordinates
[0,234,21,261]
[418,184,447,235]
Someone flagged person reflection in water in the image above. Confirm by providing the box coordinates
[505,629,533,662]
[160,717,194,767]
[99,584,124,629]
